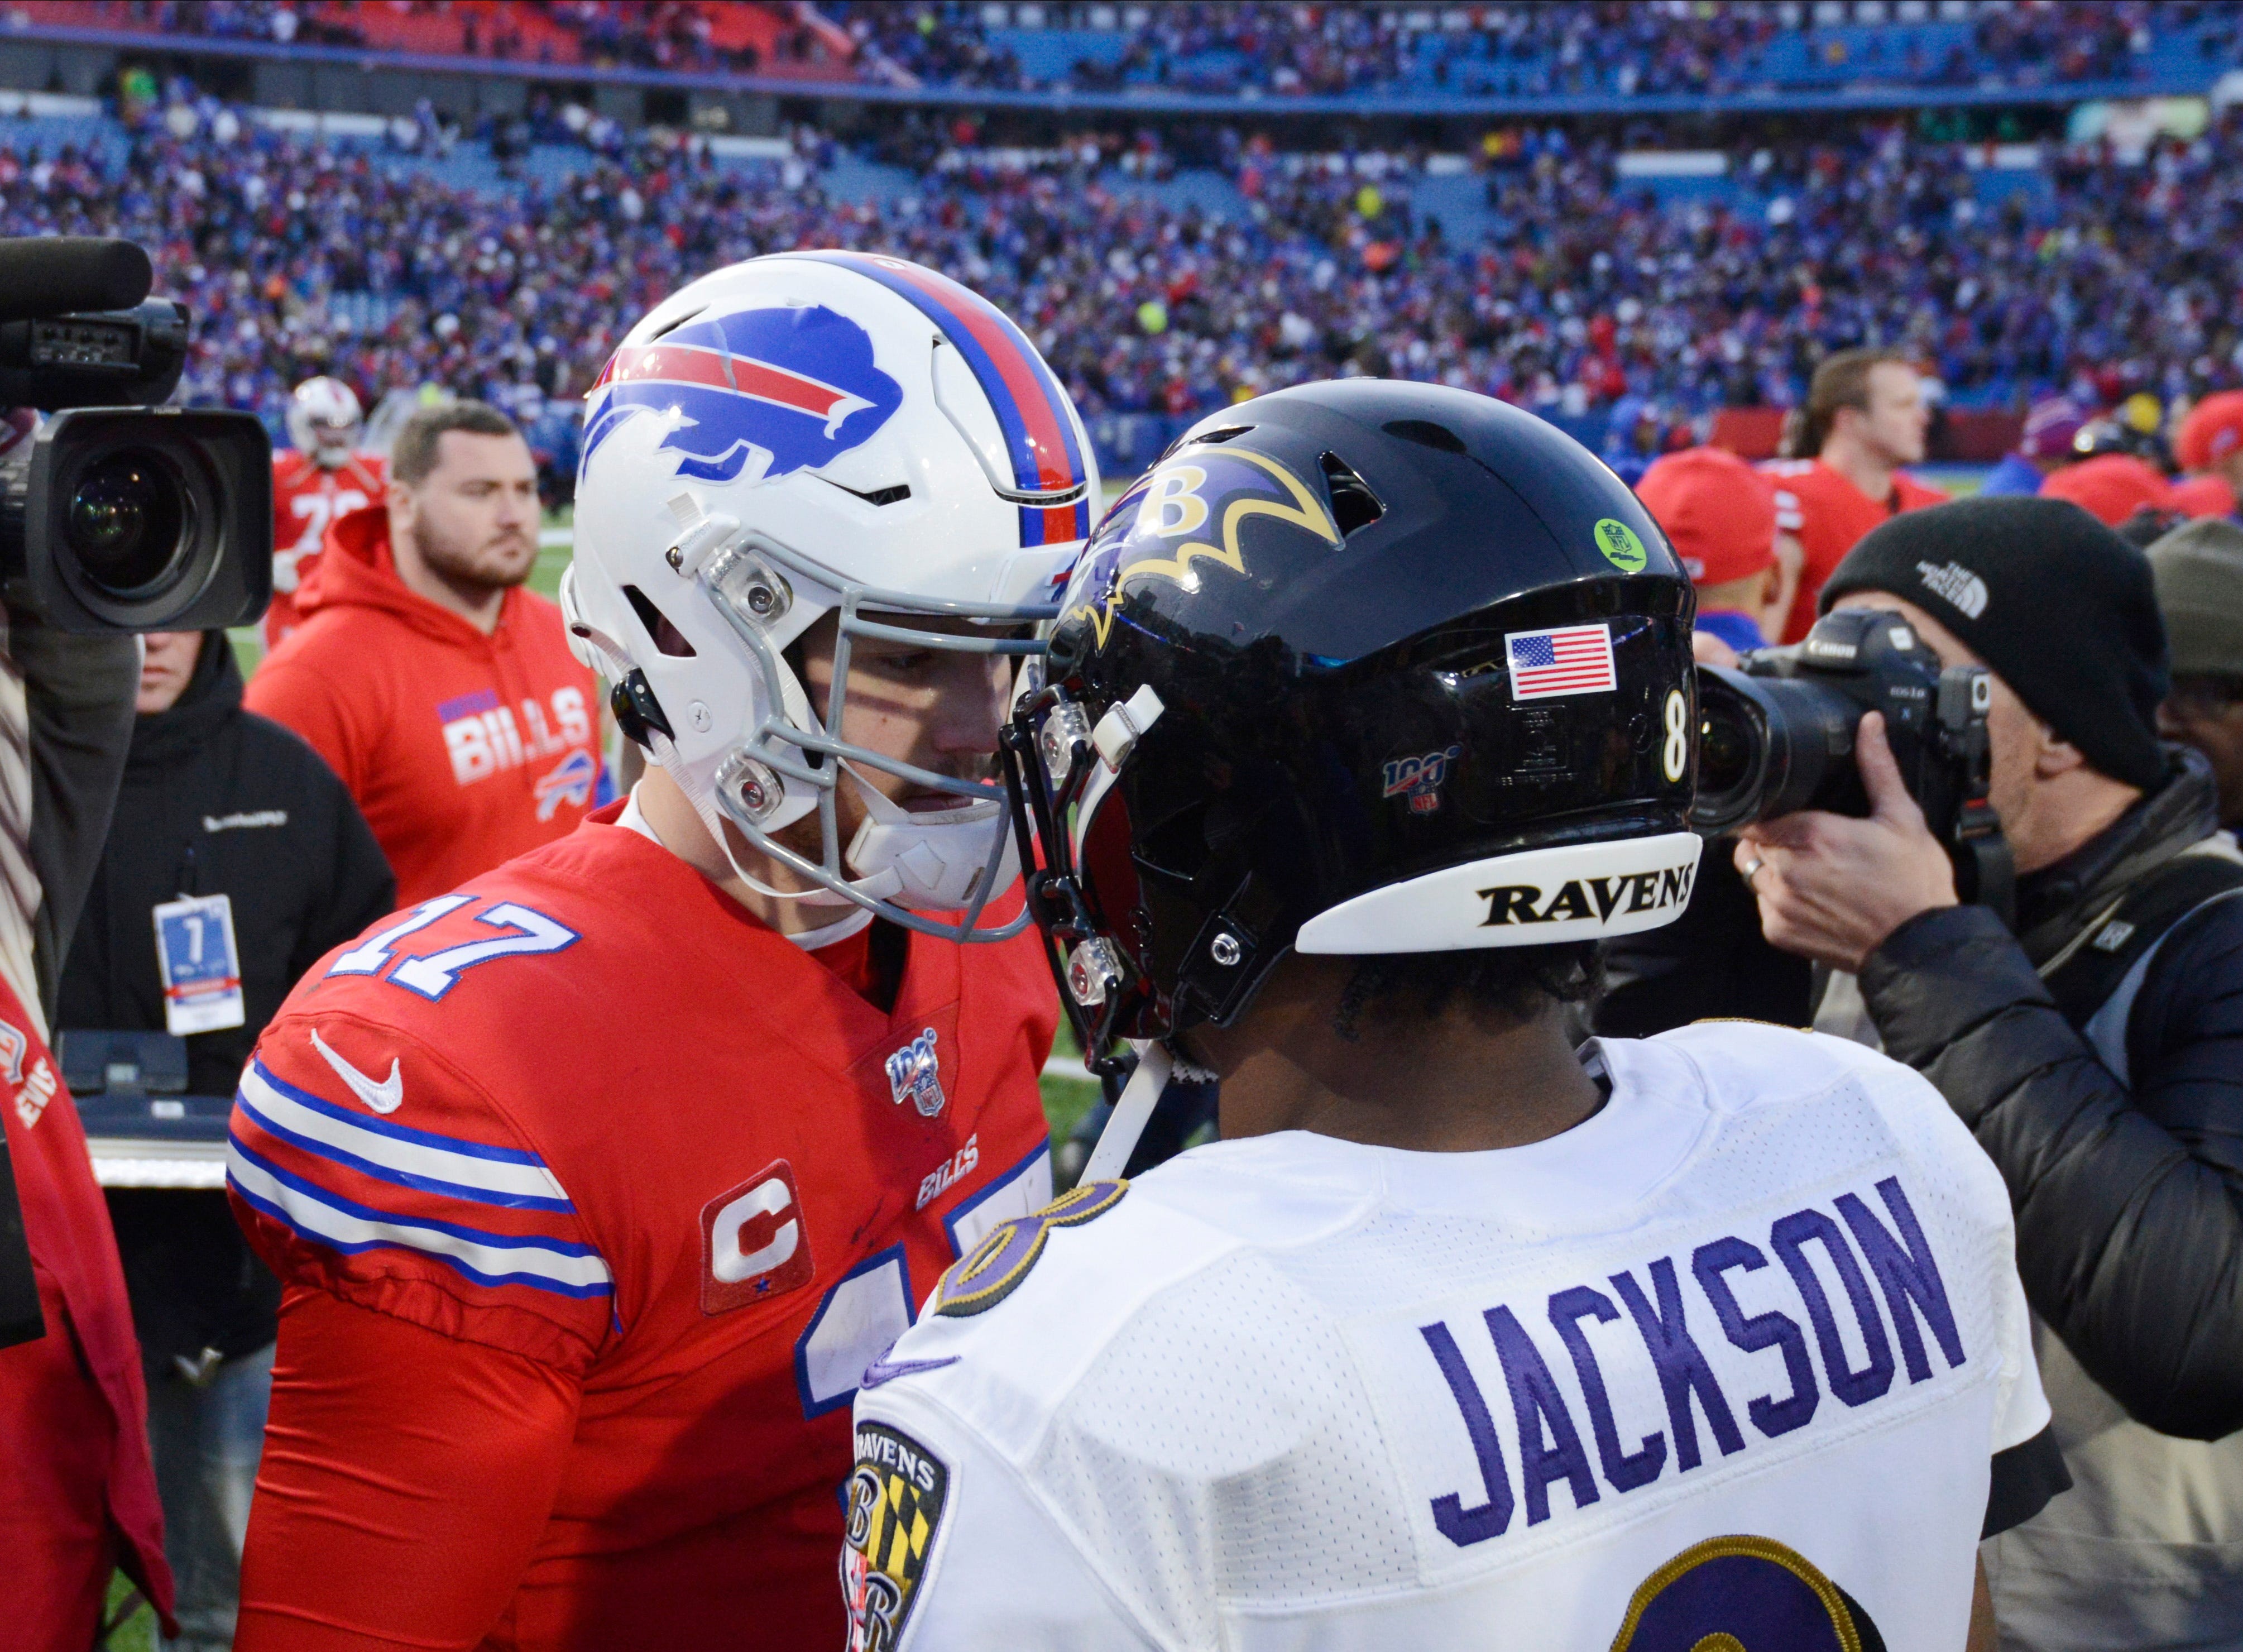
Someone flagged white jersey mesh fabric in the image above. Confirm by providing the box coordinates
[859,1022,2045,1651]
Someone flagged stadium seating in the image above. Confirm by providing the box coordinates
[8,85,2234,479]
[14,3,2243,105]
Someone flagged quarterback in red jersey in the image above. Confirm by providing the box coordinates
[226,251,1100,1651]
[267,377,386,648]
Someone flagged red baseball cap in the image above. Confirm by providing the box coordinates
[2169,472,2238,520]
[2040,453,2174,526]
[2177,391,2243,473]
[1636,446,1776,586]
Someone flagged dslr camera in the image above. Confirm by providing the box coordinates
[1693,607,2012,909]
[0,236,269,632]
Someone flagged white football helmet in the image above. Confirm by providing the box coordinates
[561,251,1101,942]
[286,376,363,468]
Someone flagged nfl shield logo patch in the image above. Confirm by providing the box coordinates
[885,1027,946,1118]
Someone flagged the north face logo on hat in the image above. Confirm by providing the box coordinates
[1915,559,1988,620]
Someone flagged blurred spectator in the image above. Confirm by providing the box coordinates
[2041,452,2175,525]
[1978,395,2088,497]
[246,402,598,904]
[265,377,386,650]
[2167,472,2239,520]
[13,91,2243,444]
[1763,348,1945,643]
[2174,390,2243,517]
[59,628,393,1652]
[1635,445,1788,665]
[1724,499,2243,1649]
[2151,518,2243,829]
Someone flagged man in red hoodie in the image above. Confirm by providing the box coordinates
[248,403,600,906]
[1760,347,1947,642]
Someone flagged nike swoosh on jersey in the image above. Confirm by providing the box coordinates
[310,1028,403,1114]
[860,1354,960,1391]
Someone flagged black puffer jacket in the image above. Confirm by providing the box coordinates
[1862,748,2243,1440]
[59,633,395,1372]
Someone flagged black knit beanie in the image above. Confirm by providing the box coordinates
[1819,495,2170,790]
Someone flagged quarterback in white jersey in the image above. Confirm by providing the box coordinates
[847,382,2065,1650]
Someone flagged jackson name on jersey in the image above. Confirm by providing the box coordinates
[849,1022,2054,1651]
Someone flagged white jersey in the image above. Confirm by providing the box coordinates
[846,1023,2053,1651]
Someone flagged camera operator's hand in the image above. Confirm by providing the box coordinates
[1733,711,1958,971]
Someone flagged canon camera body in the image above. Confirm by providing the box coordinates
[1694,607,2011,909]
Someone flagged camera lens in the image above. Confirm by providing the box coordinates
[65,448,190,596]
[1698,702,1755,796]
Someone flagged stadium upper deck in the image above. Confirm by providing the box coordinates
[2,79,2235,489]
[10,2,2243,114]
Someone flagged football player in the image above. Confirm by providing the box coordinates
[224,254,1099,1650]
[847,382,2065,1651]
[267,376,386,648]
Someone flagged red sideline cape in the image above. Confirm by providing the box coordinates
[0,969,175,1645]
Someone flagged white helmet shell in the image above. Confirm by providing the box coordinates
[564,251,1100,940]
[286,376,363,467]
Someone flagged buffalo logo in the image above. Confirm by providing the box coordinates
[1479,862,1696,928]
[842,1422,951,1652]
[1062,447,1341,649]
[533,749,598,822]
[582,304,904,486]
[885,1027,946,1119]
[1383,745,1463,815]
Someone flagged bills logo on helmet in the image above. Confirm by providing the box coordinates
[1062,447,1340,649]
[582,304,904,486]
[534,749,598,822]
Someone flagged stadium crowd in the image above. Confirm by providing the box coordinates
[837,0,2215,97]
[64,2,2235,99]
[3,89,2239,467]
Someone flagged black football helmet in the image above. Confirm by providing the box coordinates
[1002,380,1705,1069]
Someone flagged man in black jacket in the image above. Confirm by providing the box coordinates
[1713,497,2243,1651]
[60,629,393,1652]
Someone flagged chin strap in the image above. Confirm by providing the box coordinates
[840,761,1019,914]
[654,732,891,908]
[649,736,1015,917]
[1081,1041,1175,1184]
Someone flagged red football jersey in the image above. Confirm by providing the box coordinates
[227,810,1058,1649]
[266,449,386,648]
[1761,458,1947,643]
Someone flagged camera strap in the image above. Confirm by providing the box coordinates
[2039,842,2243,1066]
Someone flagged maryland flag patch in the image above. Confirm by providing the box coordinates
[842,1421,951,1652]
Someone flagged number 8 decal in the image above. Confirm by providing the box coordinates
[1661,687,1689,785]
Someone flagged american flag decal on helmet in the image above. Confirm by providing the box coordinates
[1506,624,1617,701]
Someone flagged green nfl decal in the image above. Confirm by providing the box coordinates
[1595,518,1648,573]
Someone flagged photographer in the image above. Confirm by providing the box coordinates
[0,452,179,1649]
[0,234,272,1649]
[1728,497,2243,1649]
[61,626,392,1652]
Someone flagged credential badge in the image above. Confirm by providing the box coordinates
[886,1027,946,1118]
